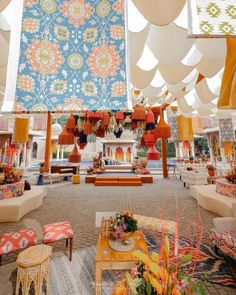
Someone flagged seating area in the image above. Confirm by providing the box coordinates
[0,0,236,294]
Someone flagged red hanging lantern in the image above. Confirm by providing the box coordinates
[151,107,161,120]
[68,144,81,163]
[102,113,110,127]
[131,104,146,121]
[58,128,74,145]
[147,147,160,161]
[65,113,76,132]
[144,131,156,147]
[116,111,124,121]
[154,112,171,139]
[96,126,105,138]
[146,110,155,124]
[84,120,93,135]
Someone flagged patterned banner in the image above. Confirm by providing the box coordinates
[188,0,236,37]
[32,114,47,131]
[192,117,203,134]
[15,0,128,112]
[219,118,235,142]
[168,117,179,142]
[0,119,9,131]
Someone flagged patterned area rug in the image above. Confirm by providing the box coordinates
[46,231,235,295]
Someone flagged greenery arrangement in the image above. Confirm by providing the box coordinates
[225,167,236,184]
[0,163,23,184]
[112,211,138,240]
[113,236,206,295]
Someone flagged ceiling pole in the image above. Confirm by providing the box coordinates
[161,137,168,178]
[44,112,52,173]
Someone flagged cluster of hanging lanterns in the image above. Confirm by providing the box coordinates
[57,103,172,163]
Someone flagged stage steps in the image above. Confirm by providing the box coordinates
[94,177,142,186]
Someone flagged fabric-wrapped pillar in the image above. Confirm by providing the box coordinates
[44,113,52,173]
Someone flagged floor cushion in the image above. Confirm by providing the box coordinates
[210,229,236,260]
[0,228,36,255]
[43,221,74,243]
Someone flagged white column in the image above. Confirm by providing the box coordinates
[61,147,64,160]
[178,142,183,158]
[175,142,179,158]
[190,141,195,157]
[220,146,226,164]
[56,147,60,161]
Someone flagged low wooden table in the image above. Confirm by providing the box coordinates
[95,231,148,295]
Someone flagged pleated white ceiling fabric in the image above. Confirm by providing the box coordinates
[0,0,233,117]
[132,0,186,26]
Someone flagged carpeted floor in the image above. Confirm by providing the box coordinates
[0,176,235,294]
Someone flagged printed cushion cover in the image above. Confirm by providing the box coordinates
[43,221,74,243]
[0,228,36,255]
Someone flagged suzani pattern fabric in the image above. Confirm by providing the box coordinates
[168,117,179,142]
[15,0,128,112]
[188,0,236,36]
[219,118,235,142]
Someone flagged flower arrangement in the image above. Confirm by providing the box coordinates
[112,211,138,242]
[0,163,23,184]
[113,236,206,295]
[225,167,236,184]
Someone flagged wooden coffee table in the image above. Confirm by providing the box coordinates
[95,231,148,295]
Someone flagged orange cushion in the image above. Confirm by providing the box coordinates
[43,221,74,243]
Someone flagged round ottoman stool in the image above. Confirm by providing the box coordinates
[16,244,52,295]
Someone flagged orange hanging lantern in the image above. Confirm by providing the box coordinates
[65,113,76,132]
[151,106,161,120]
[146,110,155,124]
[84,120,93,135]
[154,112,171,139]
[131,104,146,121]
[147,147,160,161]
[68,144,81,163]
[58,128,74,145]
[96,126,105,138]
[102,113,110,127]
[133,89,141,95]
[116,111,124,121]
[144,131,156,147]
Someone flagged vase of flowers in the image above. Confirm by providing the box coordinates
[225,167,236,184]
[112,211,138,246]
[206,164,216,177]
[113,236,206,295]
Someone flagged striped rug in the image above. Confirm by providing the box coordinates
[48,247,116,295]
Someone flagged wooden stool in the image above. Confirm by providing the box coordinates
[16,244,52,295]
[72,174,80,184]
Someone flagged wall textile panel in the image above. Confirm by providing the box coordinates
[15,0,128,112]
[168,117,179,142]
[177,115,194,142]
[219,118,235,142]
[188,0,236,37]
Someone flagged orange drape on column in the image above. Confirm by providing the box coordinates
[44,113,52,173]
[177,115,193,141]
[217,38,236,109]
[14,118,29,143]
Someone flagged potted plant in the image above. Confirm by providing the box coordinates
[189,156,194,164]
[225,167,236,184]
[112,211,138,245]
[206,164,216,177]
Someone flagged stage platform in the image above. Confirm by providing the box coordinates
[85,174,153,186]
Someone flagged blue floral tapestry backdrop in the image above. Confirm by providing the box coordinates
[15,0,128,112]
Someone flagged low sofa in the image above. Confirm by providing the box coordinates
[210,202,236,260]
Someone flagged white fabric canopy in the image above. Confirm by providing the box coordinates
[132,0,186,26]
